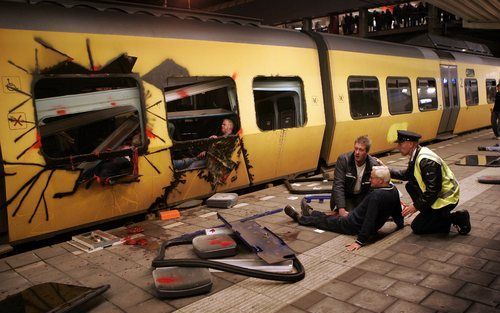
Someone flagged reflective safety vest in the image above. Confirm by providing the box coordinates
[414,147,460,209]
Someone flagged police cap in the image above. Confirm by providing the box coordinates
[395,130,422,143]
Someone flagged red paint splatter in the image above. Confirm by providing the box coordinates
[32,132,42,149]
[176,89,189,99]
[156,277,179,284]
[232,72,238,80]
[146,128,156,139]
[209,239,234,247]
[110,102,117,106]
[56,109,67,115]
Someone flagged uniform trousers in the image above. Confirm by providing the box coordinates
[406,182,458,234]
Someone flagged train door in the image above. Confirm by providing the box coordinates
[437,65,460,135]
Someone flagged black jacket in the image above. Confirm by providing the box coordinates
[347,184,404,245]
[331,151,379,210]
[494,91,500,112]
[390,146,442,212]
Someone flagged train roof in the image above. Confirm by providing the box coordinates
[0,0,316,49]
[316,32,500,66]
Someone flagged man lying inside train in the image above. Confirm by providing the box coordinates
[285,166,404,251]
[173,118,235,170]
[330,135,381,217]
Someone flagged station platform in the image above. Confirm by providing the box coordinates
[1,129,499,313]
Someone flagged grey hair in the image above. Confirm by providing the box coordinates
[372,166,390,183]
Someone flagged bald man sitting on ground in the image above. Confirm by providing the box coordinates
[285,166,404,251]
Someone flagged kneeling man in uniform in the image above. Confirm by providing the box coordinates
[389,130,470,235]
[285,166,404,251]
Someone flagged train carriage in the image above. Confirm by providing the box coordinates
[0,0,498,244]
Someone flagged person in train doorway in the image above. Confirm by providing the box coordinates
[329,135,380,217]
[173,118,235,170]
[388,130,470,235]
[285,166,404,251]
[492,83,500,139]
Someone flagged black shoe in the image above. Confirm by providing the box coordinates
[478,146,486,151]
[300,198,313,216]
[284,205,300,222]
[451,210,471,235]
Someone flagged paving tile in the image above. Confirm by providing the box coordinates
[0,260,11,272]
[387,252,426,268]
[33,245,68,260]
[276,305,307,313]
[386,281,432,303]
[385,300,435,313]
[124,297,175,313]
[416,246,454,262]
[336,267,367,283]
[386,265,429,284]
[352,272,396,292]
[44,253,90,273]
[421,291,471,313]
[347,289,396,313]
[457,283,500,307]
[446,243,482,256]
[287,239,317,254]
[308,296,358,313]
[419,259,459,276]
[3,252,41,269]
[466,302,500,313]
[389,242,424,255]
[490,276,500,291]
[105,282,153,309]
[419,273,465,295]
[291,290,326,310]
[482,261,500,275]
[447,254,488,270]
[469,237,500,251]
[316,280,362,301]
[452,267,496,286]
[372,249,396,260]
[355,259,396,275]
[476,248,500,261]
[85,299,124,313]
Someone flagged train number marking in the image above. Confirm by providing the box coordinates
[8,112,27,130]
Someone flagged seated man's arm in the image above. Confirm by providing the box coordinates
[392,208,404,230]
[354,192,380,247]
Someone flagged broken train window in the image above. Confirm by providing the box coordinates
[34,75,145,183]
[164,77,239,172]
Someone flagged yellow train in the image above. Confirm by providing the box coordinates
[0,1,498,243]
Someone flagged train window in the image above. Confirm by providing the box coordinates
[416,78,438,111]
[486,79,496,104]
[464,79,479,106]
[164,77,240,171]
[348,76,381,119]
[34,76,145,164]
[387,77,412,115]
[253,77,306,131]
